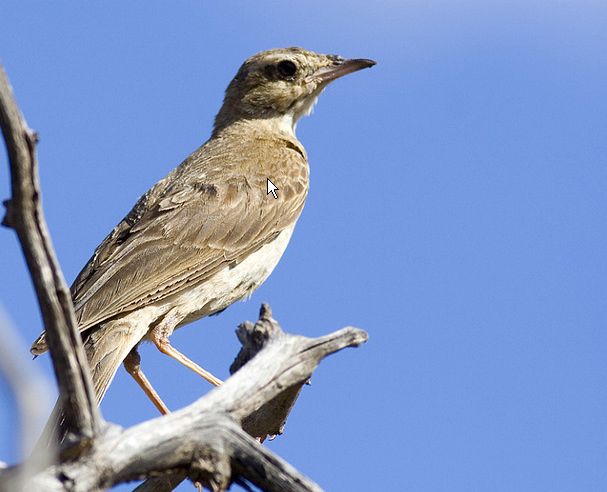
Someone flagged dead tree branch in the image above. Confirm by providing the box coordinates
[0,65,100,444]
[19,307,366,491]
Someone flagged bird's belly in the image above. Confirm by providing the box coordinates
[167,223,296,326]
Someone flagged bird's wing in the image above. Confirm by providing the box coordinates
[31,140,308,353]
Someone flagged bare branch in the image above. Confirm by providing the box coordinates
[0,65,101,443]
[55,416,322,492]
[200,306,367,425]
[21,307,366,491]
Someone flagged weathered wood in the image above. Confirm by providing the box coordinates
[231,304,310,440]
[0,65,101,445]
[24,306,366,491]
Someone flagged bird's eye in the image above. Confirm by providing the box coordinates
[276,60,297,78]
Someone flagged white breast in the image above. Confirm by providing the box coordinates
[167,223,296,322]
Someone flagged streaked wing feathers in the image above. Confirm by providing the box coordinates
[31,134,308,354]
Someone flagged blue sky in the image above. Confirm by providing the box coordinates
[1,1,606,490]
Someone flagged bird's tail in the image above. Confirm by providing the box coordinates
[36,319,143,447]
[84,319,144,403]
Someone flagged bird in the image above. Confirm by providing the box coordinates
[31,47,375,415]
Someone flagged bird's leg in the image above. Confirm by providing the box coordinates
[150,307,223,387]
[123,347,170,415]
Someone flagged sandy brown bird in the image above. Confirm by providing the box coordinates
[31,47,375,414]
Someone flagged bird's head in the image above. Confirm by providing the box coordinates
[213,47,375,136]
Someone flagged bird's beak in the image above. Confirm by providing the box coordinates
[308,58,376,84]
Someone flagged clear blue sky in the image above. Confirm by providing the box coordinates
[1,1,606,491]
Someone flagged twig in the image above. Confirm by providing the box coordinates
[0,65,101,444]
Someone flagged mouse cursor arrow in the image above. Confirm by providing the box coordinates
[267,178,279,199]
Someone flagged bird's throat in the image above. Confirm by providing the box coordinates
[256,93,321,138]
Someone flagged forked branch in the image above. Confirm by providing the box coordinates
[25,306,367,491]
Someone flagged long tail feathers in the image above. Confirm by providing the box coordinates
[34,320,143,449]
